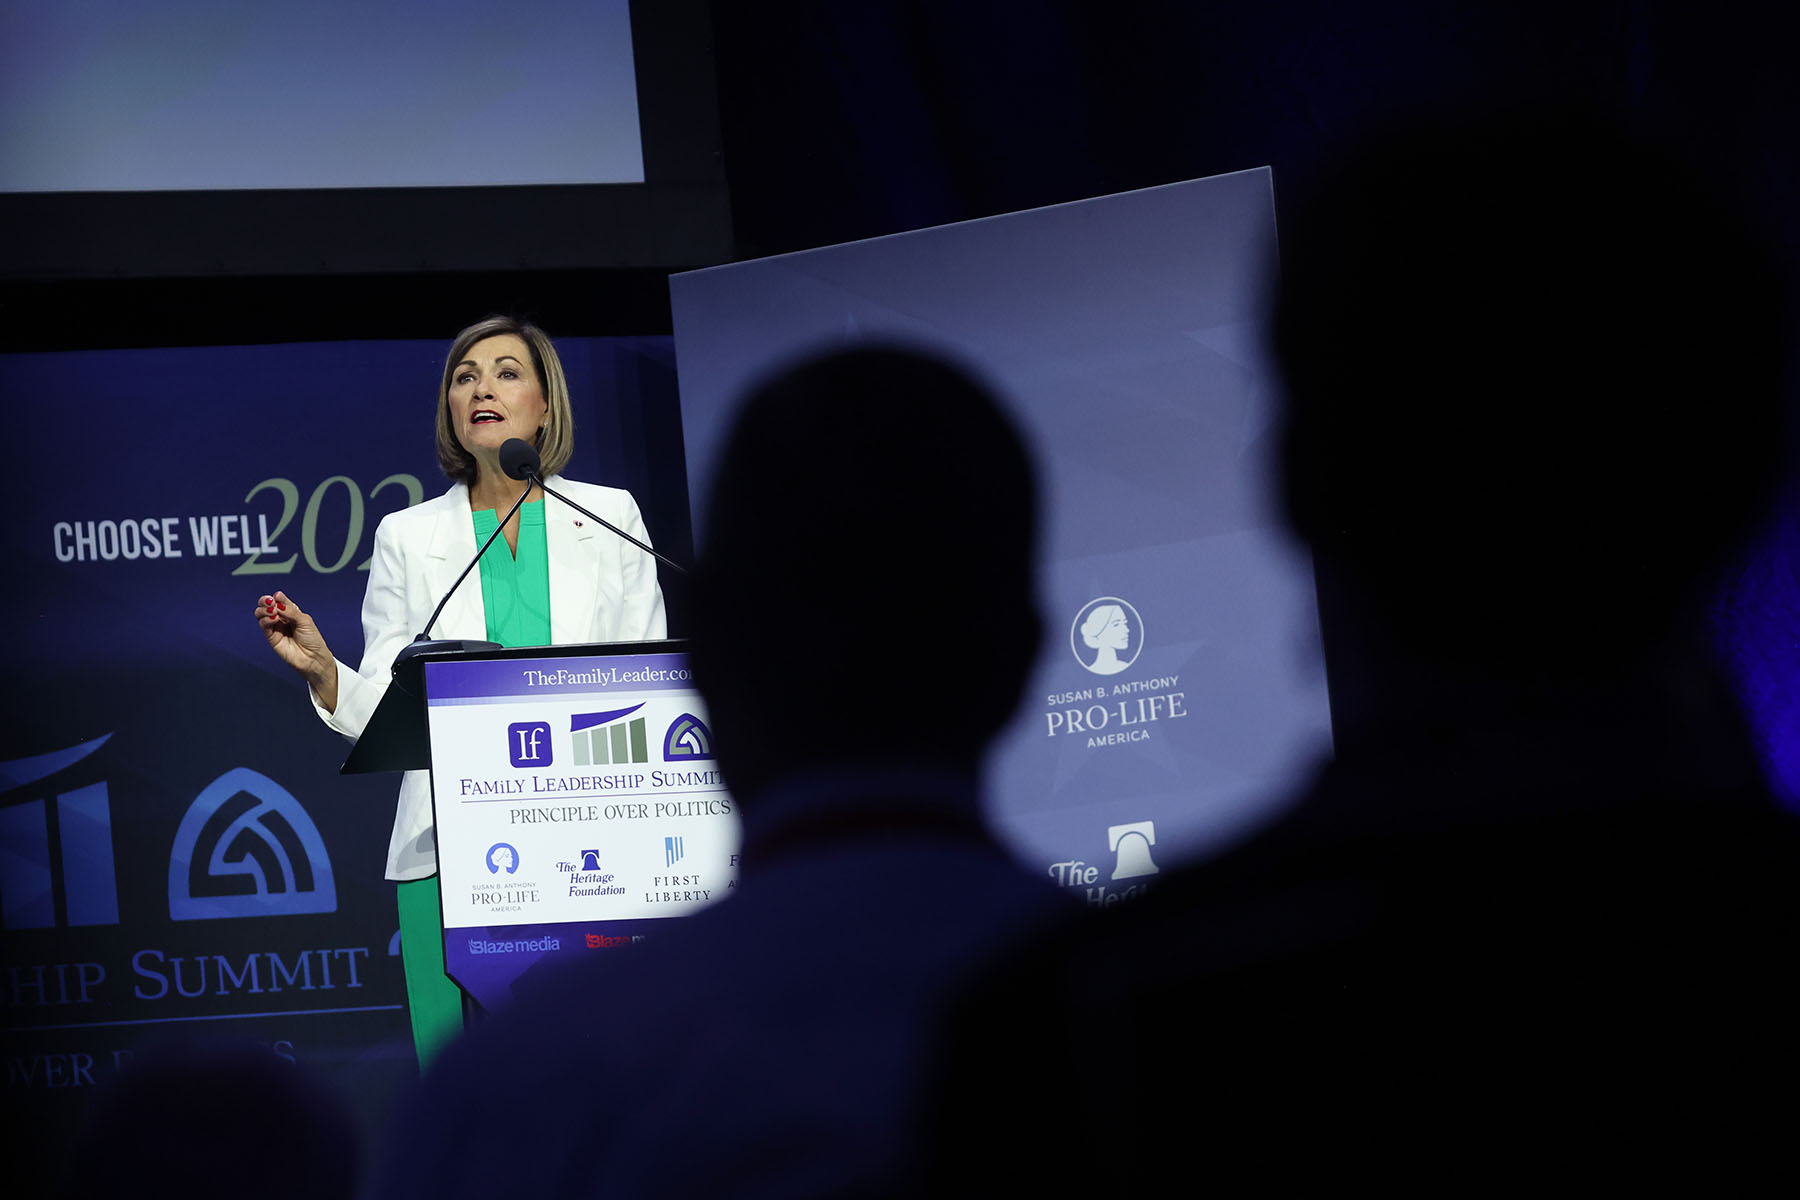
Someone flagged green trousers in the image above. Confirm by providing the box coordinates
[395,877,466,1072]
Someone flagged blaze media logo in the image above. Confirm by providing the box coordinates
[571,704,649,766]
[508,720,553,768]
[169,767,337,920]
[663,713,715,761]
[0,733,118,930]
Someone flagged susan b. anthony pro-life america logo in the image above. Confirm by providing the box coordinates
[1049,598,1184,748]
[1071,597,1143,676]
[485,843,520,874]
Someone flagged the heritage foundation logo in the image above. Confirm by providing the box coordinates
[571,704,649,766]
[1047,819,1160,907]
[557,846,624,899]
[168,767,337,920]
[1071,597,1143,676]
[663,713,715,761]
[1107,821,1160,880]
[508,720,553,768]
[0,734,118,930]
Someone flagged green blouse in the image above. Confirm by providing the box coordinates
[471,500,552,647]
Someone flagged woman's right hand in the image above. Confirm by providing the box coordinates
[255,591,339,712]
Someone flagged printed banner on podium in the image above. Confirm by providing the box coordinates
[423,647,739,1009]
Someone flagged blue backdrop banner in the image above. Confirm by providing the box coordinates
[0,334,685,1184]
[671,168,1337,904]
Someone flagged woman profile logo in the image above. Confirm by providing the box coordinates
[486,843,520,875]
[1071,597,1143,676]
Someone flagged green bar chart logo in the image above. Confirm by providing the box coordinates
[571,704,650,766]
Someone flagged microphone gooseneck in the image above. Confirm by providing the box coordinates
[501,437,688,576]
[404,470,536,663]
[538,479,690,577]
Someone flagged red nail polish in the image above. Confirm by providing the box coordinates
[276,603,286,610]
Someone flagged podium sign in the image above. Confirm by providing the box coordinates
[422,645,739,1011]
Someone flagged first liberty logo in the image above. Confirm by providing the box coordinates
[1071,597,1142,676]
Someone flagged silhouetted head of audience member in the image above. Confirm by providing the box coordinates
[63,1039,359,1200]
[1273,111,1790,689]
[691,345,1041,803]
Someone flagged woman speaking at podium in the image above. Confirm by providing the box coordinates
[252,316,667,1067]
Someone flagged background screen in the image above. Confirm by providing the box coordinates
[1,0,643,192]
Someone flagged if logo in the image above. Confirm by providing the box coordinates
[571,704,649,767]
[0,734,118,931]
[508,721,553,768]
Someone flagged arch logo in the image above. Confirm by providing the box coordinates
[663,713,715,761]
[168,768,337,920]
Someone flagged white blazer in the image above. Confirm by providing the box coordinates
[310,478,668,880]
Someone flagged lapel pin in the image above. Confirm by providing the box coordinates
[574,520,584,527]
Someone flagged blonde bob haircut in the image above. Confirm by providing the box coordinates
[435,315,575,486]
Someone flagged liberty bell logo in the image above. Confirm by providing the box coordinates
[1107,821,1160,881]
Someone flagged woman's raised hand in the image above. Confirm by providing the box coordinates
[255,591,339,712]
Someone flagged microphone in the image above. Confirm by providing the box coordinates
[390,465,536,674]
[498,438,689,576]
[500,437,540,482]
